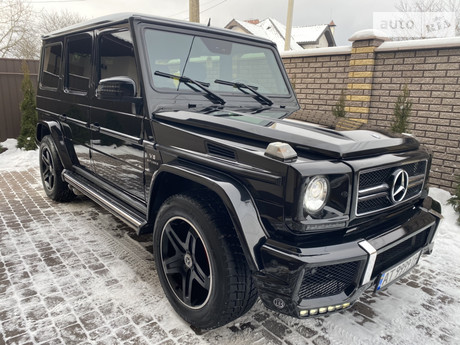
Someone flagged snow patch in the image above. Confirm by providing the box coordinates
[0,138,39,171]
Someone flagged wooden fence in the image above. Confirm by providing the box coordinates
[0,58,39,142]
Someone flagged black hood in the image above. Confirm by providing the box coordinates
[154,110,420,159]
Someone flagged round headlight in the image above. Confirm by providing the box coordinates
[303,176,329,214]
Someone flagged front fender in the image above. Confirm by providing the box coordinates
[36,121,73,170]
[148,161,268,271]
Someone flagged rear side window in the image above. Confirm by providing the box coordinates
[66,34,92,93]
[41,43,62,89]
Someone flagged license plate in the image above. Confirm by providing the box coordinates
[376,251,421,291]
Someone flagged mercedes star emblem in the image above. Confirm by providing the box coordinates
[390,169,409,203]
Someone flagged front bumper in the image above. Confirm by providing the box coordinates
[254,198,442,318]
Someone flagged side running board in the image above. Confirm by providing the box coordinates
[62,170,148,233]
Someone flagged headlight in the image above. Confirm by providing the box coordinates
[304,176,329,214]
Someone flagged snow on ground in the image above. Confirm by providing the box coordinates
[1,138,460,344]
[0,139,39,171]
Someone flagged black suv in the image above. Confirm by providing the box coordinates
[36,13,442,329]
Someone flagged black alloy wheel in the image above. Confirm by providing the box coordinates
[160,216,212,309]
[153,193,257,330]
[41,145,56,192]
[39,136,75,202]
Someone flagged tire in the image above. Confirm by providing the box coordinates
[153,193,257,330]
[39,135,75,202]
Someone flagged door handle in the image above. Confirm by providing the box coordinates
[90,123,100,132]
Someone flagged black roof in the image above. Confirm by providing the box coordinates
[42,12,276,47]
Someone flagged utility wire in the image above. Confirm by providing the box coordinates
[201,0,227,14]
[169,0,227,19]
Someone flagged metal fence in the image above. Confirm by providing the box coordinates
[0,59,39,142]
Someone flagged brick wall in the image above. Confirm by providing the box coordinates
[283,47,350,117]
[282,31,460,193]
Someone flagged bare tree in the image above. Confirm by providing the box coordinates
[0,0,34,58]
[0,1,86,59]
[39,9,87,35]
[395,0,460,36]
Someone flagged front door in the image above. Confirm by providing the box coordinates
[90,28,145,201]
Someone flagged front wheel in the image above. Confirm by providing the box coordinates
[153,194,257,329]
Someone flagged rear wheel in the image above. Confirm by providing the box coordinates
[153,193,257,329]
[39,136,75,202]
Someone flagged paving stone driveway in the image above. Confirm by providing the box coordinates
[0,168,459,345]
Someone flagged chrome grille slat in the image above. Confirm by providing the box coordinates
[359,191,388,202]
[359,183,389,197]
[356,160,427,216]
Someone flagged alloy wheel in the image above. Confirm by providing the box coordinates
[41,146,55,191]
[160,216,212,309]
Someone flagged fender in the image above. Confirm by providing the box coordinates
[36,120,74,170]
[148,161,268,271]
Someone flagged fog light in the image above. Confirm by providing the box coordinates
[300,310,308,316]
[335,305,342,310]
[319,307,327,314]
[309,309,318,315]
[343,302,351,308]
[327,306,336,312]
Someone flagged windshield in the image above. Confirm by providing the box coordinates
[144,29,290,97]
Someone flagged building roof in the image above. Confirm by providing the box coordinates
[225,17,336,51]
[292,24,330,44]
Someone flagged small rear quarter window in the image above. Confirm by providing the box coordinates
[41,43,62,89]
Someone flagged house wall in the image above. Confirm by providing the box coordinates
[228,26,247,34]
[281,33,460,193]
[299,34,332,49]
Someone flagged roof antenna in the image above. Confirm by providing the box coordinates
[207,18,211,26]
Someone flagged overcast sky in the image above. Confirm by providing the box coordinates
[30,0,402,45]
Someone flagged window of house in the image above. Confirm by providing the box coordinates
[41,43,62,89]
[67,34,92,93]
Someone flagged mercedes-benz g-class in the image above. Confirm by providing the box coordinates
[36,13,442,329]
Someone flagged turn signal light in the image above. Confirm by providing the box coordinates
[265,142,297,161]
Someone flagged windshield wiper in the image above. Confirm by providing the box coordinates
[214,79,273,106]
[154,71,225,105]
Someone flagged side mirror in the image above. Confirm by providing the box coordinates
[96,76,137,101]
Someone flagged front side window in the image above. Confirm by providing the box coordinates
[67,34,92,93]
[98,29,138,95]
[41,43,62,89]
[144,29,289,97]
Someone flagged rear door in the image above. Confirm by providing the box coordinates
[90,28,145,201]
[62,32,94,171]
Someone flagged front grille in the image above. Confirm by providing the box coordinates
[356,160,427,216]
[359,168,392,189]
[372,229,429,277]
[358,196,392,215]
[298,261,360,299]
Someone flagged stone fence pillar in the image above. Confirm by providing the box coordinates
[346,30,388,119]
